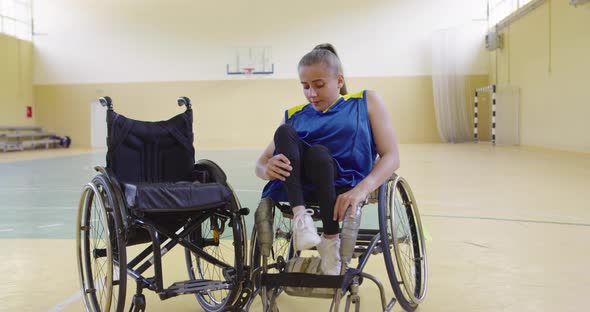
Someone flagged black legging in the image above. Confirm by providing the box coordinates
[274,124,344,235]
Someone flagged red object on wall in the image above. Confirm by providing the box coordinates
[26,106,32,118]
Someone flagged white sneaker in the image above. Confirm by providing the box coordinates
[317,236,342,275]
[292,209,321,251]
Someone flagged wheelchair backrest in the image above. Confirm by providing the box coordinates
[106,109,195,183]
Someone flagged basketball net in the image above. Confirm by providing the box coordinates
[242,67,255,78]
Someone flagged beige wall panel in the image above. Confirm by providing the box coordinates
[347,76,442,144]
[0,34,34,127]
[33,76,495,148]
[492,1,590,152]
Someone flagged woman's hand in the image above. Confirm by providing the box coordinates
[333,186,369,221]
[265,154,293,181]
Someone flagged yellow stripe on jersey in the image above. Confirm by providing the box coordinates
[323,91,364,113]
[342,90,364,101]
[288,91,364,118]
[287,103,308,120]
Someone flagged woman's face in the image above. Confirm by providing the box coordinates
[298,63,343,112]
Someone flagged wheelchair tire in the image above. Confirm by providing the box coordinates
[378,175,428,312]
[185,199,247,311]
[76,175,128,312]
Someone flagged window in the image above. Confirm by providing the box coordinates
[489,0,536,26]
[0,0,32,41]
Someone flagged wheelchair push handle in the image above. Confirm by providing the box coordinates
[99,96,113,110]
[97,96,191,111]
[177,96,192,110]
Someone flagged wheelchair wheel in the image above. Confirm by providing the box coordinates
[185,210,247,311]
[76,175,127,312]
[378,175,428,312]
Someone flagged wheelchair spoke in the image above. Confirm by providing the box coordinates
[398,248,416,286]
[394,195,411,238]
[379,176,428,310]
[78,175,128,312]
[394,192,418,290]
[188,215,240,307]
[84,188,114,311]
[111,266,120,309]
[271,214,293,264]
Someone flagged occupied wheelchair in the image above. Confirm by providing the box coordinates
[76,96,251,312]
[248,174,428,311]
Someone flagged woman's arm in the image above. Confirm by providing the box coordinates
[255,140,276,180]
[255,118,292,181]
[333,90,400,221]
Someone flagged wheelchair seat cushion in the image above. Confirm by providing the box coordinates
[122,182,232,212]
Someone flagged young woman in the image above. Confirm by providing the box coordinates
[255,43,400,275]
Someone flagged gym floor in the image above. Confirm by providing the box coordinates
[1,143,588,311]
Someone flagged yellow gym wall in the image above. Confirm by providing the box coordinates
[490,0,590,152]
[0,34,34,127]
[34,76,487,149]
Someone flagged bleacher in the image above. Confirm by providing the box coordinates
[0,126,62,152]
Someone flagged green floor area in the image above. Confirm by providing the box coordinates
[0,150,381,239]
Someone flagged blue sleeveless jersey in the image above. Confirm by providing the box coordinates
[262,90,376,202]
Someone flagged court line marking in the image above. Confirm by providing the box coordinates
[50,279,106,312]
[422,214,590,227]
[420,199,588,220]
[36,223,64,229]
[230,190,590,226]
[56,206,75,210]
[48,290,82,312]
[0,206,75,210]
[0,188,80,193]
[234,189,261,193]
[43,196,585,310]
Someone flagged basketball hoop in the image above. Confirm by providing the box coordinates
[242,67,255,77]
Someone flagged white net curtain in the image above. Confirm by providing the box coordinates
[431,27,473,143]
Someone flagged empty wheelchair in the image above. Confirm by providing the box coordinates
[76,96,251,312]
[248,174,428,312]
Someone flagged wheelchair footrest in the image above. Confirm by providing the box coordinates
[159,279,231,300]
[261,269,359,291]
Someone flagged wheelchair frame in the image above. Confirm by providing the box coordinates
[248,174,428,312]
[76,97,251,312]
